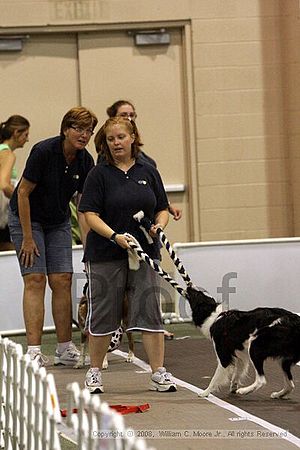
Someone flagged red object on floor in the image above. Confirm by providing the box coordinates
[109,403,150,415]
[60,403,150,417]
[60,408,78,417]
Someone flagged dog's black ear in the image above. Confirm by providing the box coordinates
[187,285,215,302]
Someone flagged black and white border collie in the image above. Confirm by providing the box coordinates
[187,286,300,399]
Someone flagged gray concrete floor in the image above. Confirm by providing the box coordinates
[49,351,300,450]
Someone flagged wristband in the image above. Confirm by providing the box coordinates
[110,232,118,243]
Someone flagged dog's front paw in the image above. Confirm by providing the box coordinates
[198,389,210,398]
[270,389,291,399]
[236,387,250,396]
[271,391,285,399]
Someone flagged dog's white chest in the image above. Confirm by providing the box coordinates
[200,306,223,339]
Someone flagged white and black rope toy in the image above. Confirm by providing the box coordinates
[156,227,192,286]
[133,210,193,287]
[133,211,213,299]
[133,210,153,244]
[125,233,187,298]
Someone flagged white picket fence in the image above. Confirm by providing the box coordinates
[61,383,152,450]
[0,337,152,450]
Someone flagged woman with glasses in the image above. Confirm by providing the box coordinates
[0,115,30,251]
[8,106,97,368]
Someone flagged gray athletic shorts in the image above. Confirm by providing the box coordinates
[8,209,73,276]
[86,259,164,335]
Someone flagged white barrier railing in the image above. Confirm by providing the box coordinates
[0,336,61,450]
[61,382,154,450]
[0,336,154,450]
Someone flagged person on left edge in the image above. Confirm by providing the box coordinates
[0,115,30,251]
[8,106,97,368]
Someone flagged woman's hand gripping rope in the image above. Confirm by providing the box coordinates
[125,232,187,298]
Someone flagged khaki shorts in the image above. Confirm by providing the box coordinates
[85,259,164,335]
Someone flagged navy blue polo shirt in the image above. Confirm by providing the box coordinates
[10,136,94,225]
[79,157,169,262]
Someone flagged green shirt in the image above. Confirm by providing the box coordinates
[0,143,17,182]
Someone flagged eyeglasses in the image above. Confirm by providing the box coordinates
[70,125,94,136]
[118,112,137,120]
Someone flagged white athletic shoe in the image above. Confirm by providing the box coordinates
[149,367,177,392]
[54,342,80,366]
[27,349,49,368]
[85,368,104,394]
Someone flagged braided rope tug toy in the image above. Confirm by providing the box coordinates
[132,210,213,301]
[130,210,208,299]
[109,211,209,350]
[126,236,187,298]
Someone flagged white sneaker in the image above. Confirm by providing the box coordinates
[27,349,49,368]
[54,342,80,366]
[150,367,177,392]
[85,368,104,394]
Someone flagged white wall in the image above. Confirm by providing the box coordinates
[1,238,300,334]
[173,238,300,319]
[0,246,86,335]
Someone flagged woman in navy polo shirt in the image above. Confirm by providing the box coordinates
[9,106,97,368]
[104,99,181,341]
[104,98,182,220]
[79,116,177,394]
